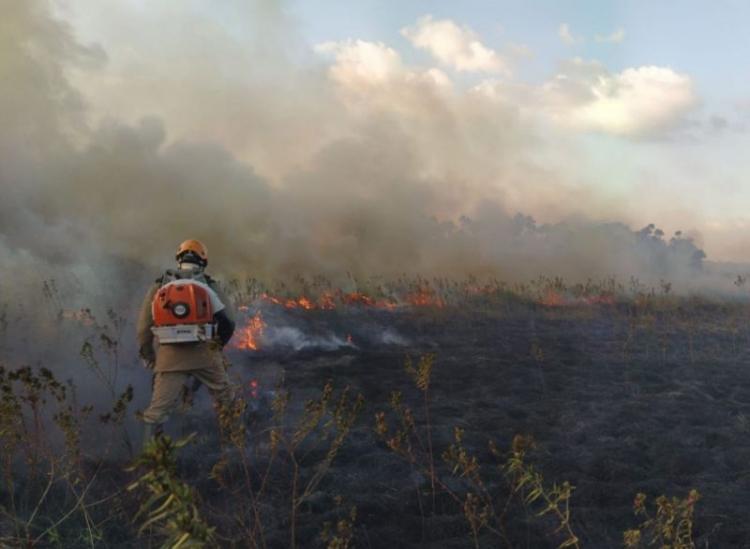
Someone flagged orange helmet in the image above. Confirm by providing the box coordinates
[176,239,208,265]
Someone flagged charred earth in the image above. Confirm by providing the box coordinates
[2,283,750,547]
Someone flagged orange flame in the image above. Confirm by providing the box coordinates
[233,312,265,351]
[261,293,317,310]
[261,293,283,306]
[540,290,566,307]
[297,296,315,310]
[540,291,615,307]
[319,291,336,309]
[255,288,445,311]
[405,288,445,308]
[341,292,376,307]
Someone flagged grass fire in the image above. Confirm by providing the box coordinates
[4,1,750,548]
[4,274,750,547]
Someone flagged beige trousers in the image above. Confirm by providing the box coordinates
[142,366,234,425]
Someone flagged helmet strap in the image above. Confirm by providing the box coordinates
[178,262,202,272]
[176,250,207,267]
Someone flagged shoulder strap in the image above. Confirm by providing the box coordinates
[155,269,180,285]
[155,268,211,285]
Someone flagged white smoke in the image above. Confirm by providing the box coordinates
[0,0,739,301]
[263,326,353,352]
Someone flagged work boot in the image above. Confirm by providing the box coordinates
[141,422,163,452]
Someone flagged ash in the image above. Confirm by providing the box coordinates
[3,289,750,547]
[174,300,750,547]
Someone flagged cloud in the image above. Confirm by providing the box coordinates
[314,38,453,114]
[595,28,625,44]
[315,40,406,87]
[401,15,509,74]
[536,59,698,137]
[558,23,583,45]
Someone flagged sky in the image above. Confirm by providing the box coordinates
[289,0,749,93]
[289,0,750,246]
[39,1,750,264]
[324,1,750,262]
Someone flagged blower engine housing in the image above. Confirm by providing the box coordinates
[151,281,216,343]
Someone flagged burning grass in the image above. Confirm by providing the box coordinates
[1,274,749,546]
[234,311,266,351]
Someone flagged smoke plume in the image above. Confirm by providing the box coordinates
[0,0,733,302]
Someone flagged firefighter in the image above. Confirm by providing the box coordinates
[136,239,236,448]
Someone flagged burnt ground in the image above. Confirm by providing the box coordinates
[167,302,750,548]
[8,299,749,547]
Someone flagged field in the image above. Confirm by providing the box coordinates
[1,278,749,547]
